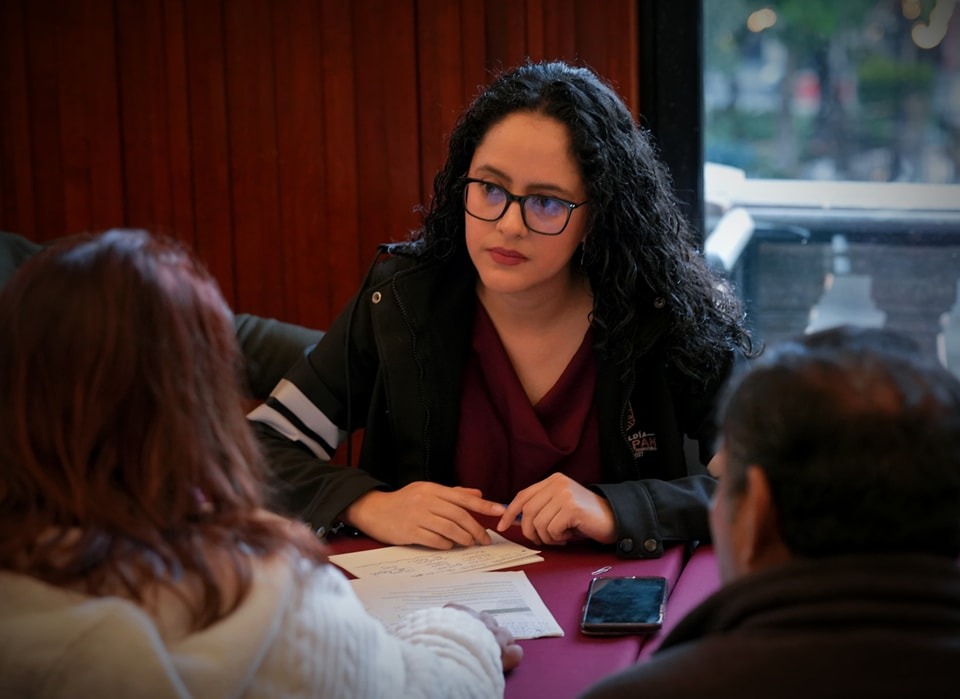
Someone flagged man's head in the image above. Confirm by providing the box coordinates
[709,325,960,583]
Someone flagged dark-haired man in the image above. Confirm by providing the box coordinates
[582,325,960,698]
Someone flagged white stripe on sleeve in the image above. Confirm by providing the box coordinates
[247,378,341,460]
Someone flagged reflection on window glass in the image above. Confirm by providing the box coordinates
[702,1,960,378]
[705,0,959,183]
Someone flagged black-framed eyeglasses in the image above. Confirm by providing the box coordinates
[462,178,588,236]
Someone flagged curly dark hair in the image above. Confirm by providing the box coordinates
[411,59,755,384]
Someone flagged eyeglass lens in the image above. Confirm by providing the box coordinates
[464,180,572,235]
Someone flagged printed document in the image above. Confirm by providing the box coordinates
[331,530,562,639]
[328,529,543,578]
[350,570,564,639]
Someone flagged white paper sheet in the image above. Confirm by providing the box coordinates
[329,529,543,578]
[350,570,564,639]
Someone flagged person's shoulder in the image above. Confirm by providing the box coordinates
[0,232,45,287]
[0,570,178,689]
[0,231,44,257]
[578,652,698,698]
[367,240,447,286]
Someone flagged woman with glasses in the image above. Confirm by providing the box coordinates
[251,60,755,555]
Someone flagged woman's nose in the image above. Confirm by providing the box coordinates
[496,200,528,237]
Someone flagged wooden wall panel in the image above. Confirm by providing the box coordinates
[0,0,35,235]
[159,0,199,252]
[541,0,577,60]
[58,0,125,233]
[114,0,193,252]
[352,0,420,274]
[115,0,170,236]
[317,0,360,326]
[183,0,236,300]
[272,0,328,329]
[0,0,639,330]
[22,2,68,238]
[224,0,284,318]
[416,0,490,199]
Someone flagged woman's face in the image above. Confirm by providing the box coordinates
[465,112,588,300]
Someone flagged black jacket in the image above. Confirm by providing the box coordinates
[580,553,960,698]
[253,245,735,557]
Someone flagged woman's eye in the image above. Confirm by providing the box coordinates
[481,183,505,201]
[528,195,564,217]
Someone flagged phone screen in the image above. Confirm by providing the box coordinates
[580,575,667,635]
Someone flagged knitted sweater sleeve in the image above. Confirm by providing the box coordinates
[255,564,506,699]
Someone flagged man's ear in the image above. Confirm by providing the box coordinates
[706,452,721,477]
[737,465,788,570]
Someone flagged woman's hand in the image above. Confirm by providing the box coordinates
[495,473,617,546]
[444,603,524,672]
[343,482,506,549]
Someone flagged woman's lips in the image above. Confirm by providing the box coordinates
[489,247,527,266]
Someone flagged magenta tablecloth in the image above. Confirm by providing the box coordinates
[638,543,721,661]
[326,525,688,699]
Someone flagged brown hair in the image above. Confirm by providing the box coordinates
[0,229,326,628]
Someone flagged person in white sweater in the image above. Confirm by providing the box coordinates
[0,229,522,699]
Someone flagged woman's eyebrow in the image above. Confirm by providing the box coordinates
[470,165,577,198]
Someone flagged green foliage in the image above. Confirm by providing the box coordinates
[858,55,936,103]
[704,0,954,182]
[707,0,885,57]
[773,0,880,36]
[704,0,753,71]
[707,110,777,141]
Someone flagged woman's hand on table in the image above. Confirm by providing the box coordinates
[495,473,617,546]
[342,482,506,549]
[444,603,524,672]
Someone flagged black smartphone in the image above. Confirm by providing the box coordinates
[580,575,667,635]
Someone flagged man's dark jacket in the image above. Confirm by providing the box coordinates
[581,554,960,698]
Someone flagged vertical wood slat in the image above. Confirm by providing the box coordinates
[416,0,465,202]
[162,0,197,254]
[224,0,283,318]
[575,0,638,116]
[485,0,529,72]
[115,0,177,241]
[541,0,577,62]
[0,0,36,235]
[22,2,67,239]
[353,0,420,265]
[272,0,327,329]
[56,1,93,232]
[319,0,360,323]
[0,0,639,329]
[182,0,235,302]
[55,0,124,235]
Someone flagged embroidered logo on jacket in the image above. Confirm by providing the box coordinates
[625,402,657,459]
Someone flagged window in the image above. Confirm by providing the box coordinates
[702,0,960,376]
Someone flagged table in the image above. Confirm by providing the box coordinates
[638,543,720,660]
[325,519,711,699]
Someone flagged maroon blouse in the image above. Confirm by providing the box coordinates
[453,303,602,503]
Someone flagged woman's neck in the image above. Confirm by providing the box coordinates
[476,269,593,332]
[476,271,594,404]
